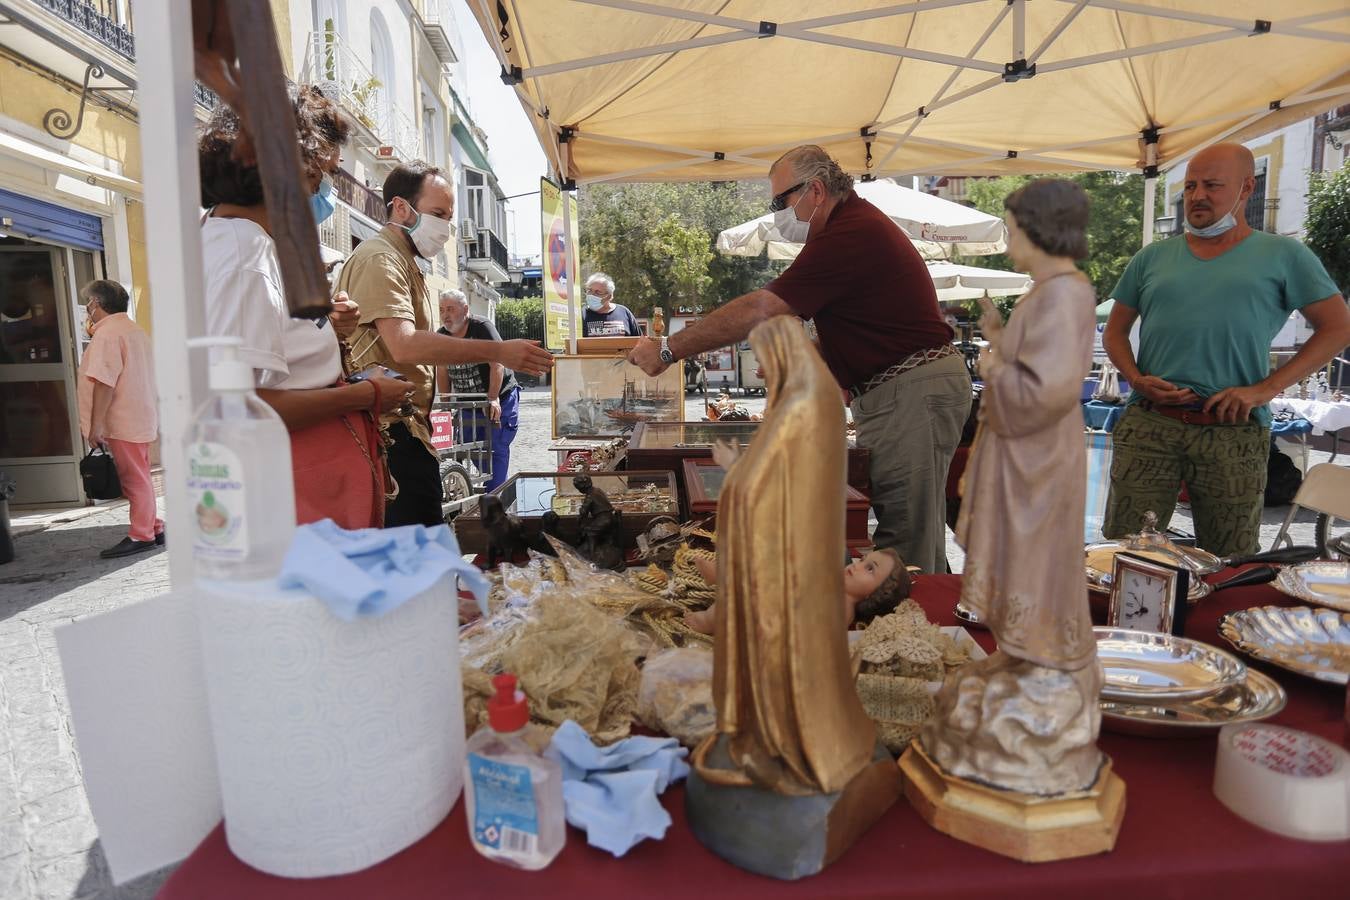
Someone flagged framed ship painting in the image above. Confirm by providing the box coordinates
[550,355,685,438]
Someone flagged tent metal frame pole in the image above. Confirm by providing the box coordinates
[791,0,991,30]
[503,0,574,181]
[774,27,1005,72]
[575,130,763,166]
[1063,0,1350,44]
[1158,67,1350,172]
[574,0,760,31]
[1036,29,1262,74]
[579,156,717,185]
[471,0,566,180]
[1028,0,1091,65]
[1012,0,1026,60]
[873,2,1014,172]
[520,31,758,79]
[134,0,207,590]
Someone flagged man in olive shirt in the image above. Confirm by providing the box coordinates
[339,162,553,527]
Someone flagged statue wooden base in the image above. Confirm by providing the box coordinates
[686,735,901,880]
[899,741,1125,863]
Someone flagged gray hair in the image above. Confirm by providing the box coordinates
[585,272,615,296]
[770,145,854,200]
[438,289,468,305]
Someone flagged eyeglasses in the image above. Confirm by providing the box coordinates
[769,181,807,213]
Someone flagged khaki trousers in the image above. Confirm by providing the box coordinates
[850,353,971,573]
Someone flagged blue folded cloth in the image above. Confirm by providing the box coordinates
[278,519,489,621]
[545,719,689,857]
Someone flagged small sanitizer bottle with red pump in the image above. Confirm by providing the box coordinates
[464,673,566,869]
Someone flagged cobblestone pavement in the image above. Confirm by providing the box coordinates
[0,386,1332,898]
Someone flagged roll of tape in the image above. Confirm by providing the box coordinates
[1213,723,1350,842]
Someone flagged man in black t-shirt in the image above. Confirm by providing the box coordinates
[435,290,520,491]
[582,273,641,337]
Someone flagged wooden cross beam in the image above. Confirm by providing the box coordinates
[192,0,331,319]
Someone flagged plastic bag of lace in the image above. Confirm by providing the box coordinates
[460,587,645,745]
[637,647,716,747]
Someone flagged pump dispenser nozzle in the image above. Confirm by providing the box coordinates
[487,673,529,732]
[187,335,254,392]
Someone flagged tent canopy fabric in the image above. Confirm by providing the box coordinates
[928,261,1031,300]
[716,177,1007,260]
[468,1,1350,185]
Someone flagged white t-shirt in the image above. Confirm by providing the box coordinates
[200,215,342,390]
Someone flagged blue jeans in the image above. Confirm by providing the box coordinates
[465,387,519,492]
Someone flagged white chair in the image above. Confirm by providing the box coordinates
[1270,463,1350,551]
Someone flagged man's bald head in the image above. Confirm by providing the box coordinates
[1181,142,1256,234]
[1188,143,1256,180]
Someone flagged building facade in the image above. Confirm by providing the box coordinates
[0,0,159,506]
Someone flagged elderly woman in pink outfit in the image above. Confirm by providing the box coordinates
[77,279,163,559]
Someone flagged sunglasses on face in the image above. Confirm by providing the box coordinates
[769,181,807,213]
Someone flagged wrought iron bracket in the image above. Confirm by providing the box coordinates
[43,61,134,140]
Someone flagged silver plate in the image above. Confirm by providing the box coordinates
[1273,562,1350,613]
[1094,627,1246,700]
[1099,669,1287,737]
[1085,547,1213,603]
[1219,605,1350,685]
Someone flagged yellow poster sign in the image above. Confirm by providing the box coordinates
[541,177,572,351]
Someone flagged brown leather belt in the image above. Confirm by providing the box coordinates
[1139,401,1247,426]
[848,344,958,402]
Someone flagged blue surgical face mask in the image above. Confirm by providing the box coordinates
[585,292,605,311]
[1183,193,1242,239]
[310,175,336,225]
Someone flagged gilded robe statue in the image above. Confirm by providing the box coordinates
[923,272,1105,796]
[693,316,877,797]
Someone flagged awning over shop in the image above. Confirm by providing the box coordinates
[0,130,142,199]
[467,1,1350,184]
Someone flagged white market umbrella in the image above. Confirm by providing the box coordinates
[716,178,1007,261]
[928,261,1030,303]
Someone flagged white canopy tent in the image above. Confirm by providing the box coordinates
[716,177,1008,260]
[469,1,1350,240]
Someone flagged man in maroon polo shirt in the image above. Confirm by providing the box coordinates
[629,145,970,572]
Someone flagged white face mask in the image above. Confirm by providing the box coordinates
[1183,192,1243,239]
[395,202,453,258]
[773,187,818,243]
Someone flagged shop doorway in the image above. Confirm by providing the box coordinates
[0,241,97,506]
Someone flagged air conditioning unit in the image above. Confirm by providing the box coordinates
[460,218,478,241]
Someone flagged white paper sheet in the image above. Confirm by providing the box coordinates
[55,590,223,884]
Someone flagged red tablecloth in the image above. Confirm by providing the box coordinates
[158,573,1348,900]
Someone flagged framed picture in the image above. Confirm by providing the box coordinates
[550,355,684,438]
[1107,551,1190,635]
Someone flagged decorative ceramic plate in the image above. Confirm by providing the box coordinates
[1099,669,1287,738]
[1094,628,1246,701]
[1273,562,1350,613]
[1218,605,1350,685]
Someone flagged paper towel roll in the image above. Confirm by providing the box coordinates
[195,576,464,877]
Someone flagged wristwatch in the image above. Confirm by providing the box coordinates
[658,336,676,365]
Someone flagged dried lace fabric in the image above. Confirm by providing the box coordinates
[850,599,974,755]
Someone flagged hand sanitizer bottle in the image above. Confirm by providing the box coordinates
[464,674,565,870]
[185,336,296,580]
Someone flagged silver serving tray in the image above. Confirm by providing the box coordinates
[1219,605,1350,685]
[1085,548,1213,603]
[1095,627,1246,701]
[1273,562,1350,613]
[1099,669,1286,737]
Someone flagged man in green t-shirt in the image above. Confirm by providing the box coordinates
[1102,142,1350,556]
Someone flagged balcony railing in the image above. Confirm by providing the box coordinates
[467,227,509,276]
[333,167,386,223]
[36,0,135,59]
[420,0,458,66]
[301,31,419,164]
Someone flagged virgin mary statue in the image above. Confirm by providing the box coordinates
[692,315,877,797]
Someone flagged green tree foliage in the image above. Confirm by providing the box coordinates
[959,171,1163,302]
[1305,164,1350,291]
[493,295,545,341]
[579,182,779,317]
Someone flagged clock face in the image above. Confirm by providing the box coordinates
[1116,566,1173,632]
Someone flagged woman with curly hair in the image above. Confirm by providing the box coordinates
[199,85,408,529]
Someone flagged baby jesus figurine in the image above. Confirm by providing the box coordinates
[684,548,910,635]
